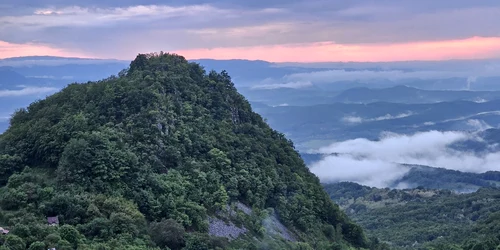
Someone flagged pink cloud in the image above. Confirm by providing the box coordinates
[0,40,91,59]
[175,36,500,62]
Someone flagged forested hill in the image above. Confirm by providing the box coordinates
[0,53,370,249]
[325,182,500,250]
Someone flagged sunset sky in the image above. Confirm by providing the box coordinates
[1,0,500,62]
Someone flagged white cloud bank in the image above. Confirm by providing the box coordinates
[342,112,413,124]
[284,65,500,84]
[251,81,313,89]
[309,130,500,187]
[250,63,500,89]
[0,87,59,97]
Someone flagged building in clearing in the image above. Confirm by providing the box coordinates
[47,216,59,226]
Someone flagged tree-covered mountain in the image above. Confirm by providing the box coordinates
[0,53,373,250]
[324,182,500,250]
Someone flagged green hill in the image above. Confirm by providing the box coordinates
[0,53,371,250]
[324,182,500,250]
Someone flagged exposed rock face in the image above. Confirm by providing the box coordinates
[209,202,296,242]
[208,217,247,240]
[262,211,297,242]
[236,202,252,215]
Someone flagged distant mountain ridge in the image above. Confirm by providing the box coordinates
[0,67,28,87]
[258,99,500,147]
[393,165,500,191]
[333,85,500,104]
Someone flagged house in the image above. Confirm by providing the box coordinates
[47,216,59,226]
[0,227,9,234]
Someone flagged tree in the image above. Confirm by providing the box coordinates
[57,240,73,250]
[28,241,46,250]
[149,219,186,250]
[184,233,210,250]
[44,233,62,248]
[59,224,82,248]
[4,234,26,250]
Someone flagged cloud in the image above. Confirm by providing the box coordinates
[0,57,127,66]
[473,98,488,103]
[342,112,413,124]
[251,81,313,89]
[175,36,500,63]
[25,75,75,80]
[284,65,500,85]
[309,130,500,187]
[0,87,59,97]
[1,5,225,28]
[311,156,409,188]
[0,40,91,59]
[342,116,363,124]
[465,119,492,130]
[434,111,500,125]
[1,2,500,61]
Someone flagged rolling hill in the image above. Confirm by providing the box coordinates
[324,182,500,249]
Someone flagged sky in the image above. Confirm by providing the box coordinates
[1,0,500,62]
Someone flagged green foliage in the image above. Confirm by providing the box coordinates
[0,53,366,249]
[57,128,139,192]
[326,182,500,249]
[184,233,210,250]
[0,154,23,185]
[148,219,185,250]
[56,239,73,250]
[4,234,25,250]
[59,224,82,248]
[27,241,46,250]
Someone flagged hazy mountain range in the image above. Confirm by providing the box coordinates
[257,99,500,146]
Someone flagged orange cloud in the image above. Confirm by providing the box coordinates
[175,36,500,62]
[0,40,91,59]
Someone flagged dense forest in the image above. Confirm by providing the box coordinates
[325,182,500,250]
[0,53,379,249]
